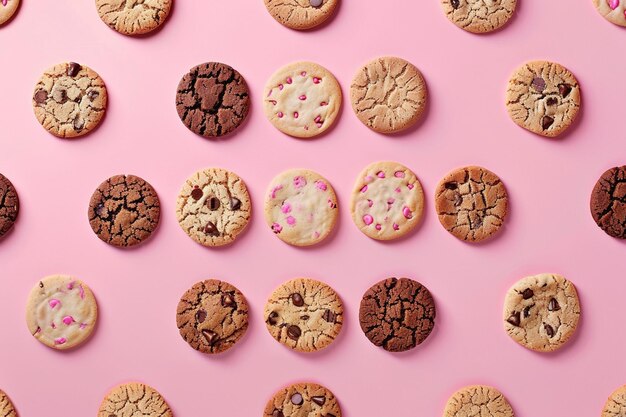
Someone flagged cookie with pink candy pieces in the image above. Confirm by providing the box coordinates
[350,161,425,241]
[594,0,626,26]
[25,275,98,350]
[0,0,19,25]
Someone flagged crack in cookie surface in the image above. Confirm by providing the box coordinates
[441,0,516,33]
[603,385,626,417]
[444,385,514,417]
[591,166,626,239]
[264,0,339,30]
[264,382,342,417]
[96,0,172,35]
[98,382,172,417]
[0,390,17,417]
[0,174,18,238]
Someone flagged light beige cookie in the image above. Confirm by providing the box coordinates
[264,382,342,417]
[441,0,517,33]
[350,57,427,134]
[504,273,581,352]
[95,0,172,36]
[0,0,19,25]
[444,385,514,417]
[26,275,98,350]
[264,278,343,352]
[602,385,626,417]
[32,62,107,139]
[264,62,342,139]
[506,61,581,138]
[265,169,338,246]
[264,0,339,30]
[0,390,17,417]
[97,383,172,417]
[350,161,424,241]
[594,0,626,26]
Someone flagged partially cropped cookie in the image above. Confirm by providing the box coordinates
[265,278,343,352]
[176,62,250,138]
[265,169,338,246]
[264,382,342,417]
[26,275,98,350]
[176,279,249,354]
[0,173,19,239]
[264,62,342,139]
[504,273,580,352]
[0,390,17,417]
[33,62,107,138]
[506,61,581,138]
[176,168,251,247]
[95,0,172,36]
[359,277,436,352]
[98,383,172,417]
[441,0,516,33]
[435,166,508,242]
[594,0,626,26]
[591,166,626,239]
[0,0,19,25]
[264,0,339,30]
[602,385,626,417]
[443,385,514,417]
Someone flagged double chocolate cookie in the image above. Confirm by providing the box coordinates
[98,383,172,417]
[264,382,342,417]
[591,166,626,239]
[0,173,19,239]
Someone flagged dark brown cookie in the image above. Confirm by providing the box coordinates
[0,173,19,239]
[176,279,249,354]
[88,175,160,247]
[359,277,436,352]
[176,62,250,138]
[591,166,626,239]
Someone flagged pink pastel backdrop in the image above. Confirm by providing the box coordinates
[0,0,624,415]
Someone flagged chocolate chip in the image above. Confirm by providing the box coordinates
[522,288,534,299]
[558,83,572,98]
[322,309,336,323]
[221,294,236,308]
[287,325,301,341]
[310,0,323,6]
[523,305,533,318]
[34,90,48,104]
[312,396,326,406]
[268,311,279,325]
[541,116,554,130]
[544,324,555,338]
[87,90,99,101]
[272,411,284,417]
[546,97,558,106]
[230,197,241,210]
[191,186,203,201]
[291,393,304,405]
[207,197,220,210]
[95,203,105,216]
[450,0,460,8]
[201,329,219,345]
[445,182,457,190]
[325,414,336,417]
[531,77,546,92]
[507,312,521,327]
[547,298,560,311]
[196,309,207,323]
[291,293,304,307]
[300,315,310,320]
[39,281,44,288]
[67,62,82,77]
[204,222,219,236]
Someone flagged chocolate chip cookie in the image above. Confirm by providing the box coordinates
[176,62,250,138]
[504,273,581,352]
[0,173,19,239]
[594,0,626,26]
[264,382,342,417]
[435,166,508,242]
[506,60,581,137]
[0,390,17,417]
[33,62,108,138]
[0,0,19,25]
[95,0,172,36]
[176,279,249,354]
[264,278,343,352]
[264,0,339,30]
[88,175,161,248]
[441,0,517,33]
[98,383,172,417]
[176,168,251,247]
[444,385,514,417]
[591,166,626,239]
[602,385,626,417]
[359,277,436,352]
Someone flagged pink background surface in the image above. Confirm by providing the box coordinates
[0,0,625,415]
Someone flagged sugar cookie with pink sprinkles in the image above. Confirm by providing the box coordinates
[26,275,98,350]
[594,0,626,26]
[265,169,338,246]
[350,161,425,241]
[0,0,19,25]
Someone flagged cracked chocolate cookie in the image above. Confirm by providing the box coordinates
[591,166,626,239]
[176,279,249,354]
[359,277,436,352]
[0,0,19,25]
[176,168,251,247]
[506,61,581,138]
[444,385,514,417]
[265,169,338,247]
[594,0,626,26]
[264,278,343,352]
[88,174,161,248]
[264,62,342,139]
[26,275,98,350]
[441,0,517,33]
[0,390,17,417]
[176,62,250,138]
[602,385,626,417]
[504,273,580,352]
[95,0,172,36]
[351,57,427,134]
[264,0,339,30]
[435,166,508,242]
[33,62,107,138]
[98,382,172,417]
[265,382,341,417]
[351,161,424,241]
[0,173,18,239]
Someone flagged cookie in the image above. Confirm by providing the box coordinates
[26,275,98,350]
[350,161,424,241]
[176,168,251,247]
[443,385,514,417]
[265,169,338,246]
[176,62,250,138]
[359,277,436,352]
[264,278,343,352]
[264,62,342,139]
[503,273,580,352]
[441,0,517,33]
[264,382,342,417]
[435,166,508,242]
[88,174,161,248]
[264,0,339,30]
[602,385,626,417]
[33,62,108,138]
[176,279,249,354]
[0,390,17,417]
[95,0,172,36]
[0,0,19,25]
[350,57,427,134]
[506,61,581,138]
[98,383,172,417]
[594,0,626,26]
[590,166,626,239]
[0,173,19,239]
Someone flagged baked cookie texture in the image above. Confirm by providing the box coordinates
[264,0,339,30]
[33,62,107,138]
[441,0,517,33]
[603,385,626,417]
[95,0,172,36]
[0,0,19,25]
[0,390,17,417]
[506,60,581,138]
[591,166,626,239]
[594,0,626,26]
[265,278,343,352]
[503,273,580,352]
[98,383,172,417]
[264,382,342,417]
[443,385,514,417]
[0,173,19,239]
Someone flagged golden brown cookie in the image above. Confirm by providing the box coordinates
[98,383,172,417]
[443,385,514,417]
[95,0,172,36]
[0,389,17,417]
[440,0,517,33]
[264,0,339,30]
[594,0,626,26]
[602,385,626,417]
[0,0,19,25]
[264,382,342,417]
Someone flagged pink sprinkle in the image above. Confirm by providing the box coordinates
[375,224,382,231]
[293,112,299,119]
[377,171,385,178]
[363,214,374,225]
[49,299,61,309]
[320,101,328,106]
[387,198,395,206]
[608,0,619,9]
[278,84,284,90]
[360,185,368,193]
[293,176,307,188]
[299,95,307,100]
[314,231,320,238]
[316,123,323,128]
[286,216,296,226]
[407,183,415,190]
[403,207,413,219]
[368,199,373,207]
[314,116,321,123]
[271,185,283,199]
[328,200,336,209]
[301,71,307,76]
[67,281,74,290]
[267,90,273,97]
[62,316,75,325]
[79,323,87,330]
[269,100,277,105]
[1,0,7,6]
[54,338,67,345]
[51,322,56,329]
[313,77,321,84]
[395,187,401,193]
[277,112,284,118]
[79,285,85,299]
[286,77,293,84]
[272,223,283,234]
[281,203,292,213]
[394,171,405,178]
[315,181,327,191]
[393,223,400,231]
